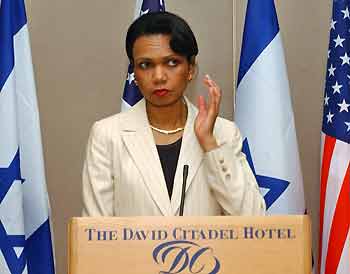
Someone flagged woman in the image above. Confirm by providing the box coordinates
[82,11,265,216]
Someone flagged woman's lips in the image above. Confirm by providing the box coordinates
[153,89,169,96]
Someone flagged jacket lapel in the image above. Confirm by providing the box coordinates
[170,98,204,215]
[120,100,171,216]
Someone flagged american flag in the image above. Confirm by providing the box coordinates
[319,1,350,274]
[121,0,166,111]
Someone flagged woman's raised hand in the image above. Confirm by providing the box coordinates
[194,74,221,152]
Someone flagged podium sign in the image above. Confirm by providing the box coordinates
[68,215,311,274]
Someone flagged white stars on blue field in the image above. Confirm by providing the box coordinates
[323,2,350,143]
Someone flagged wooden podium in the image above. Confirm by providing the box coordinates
[68,215,311,274]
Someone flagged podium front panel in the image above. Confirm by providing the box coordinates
[68,215,311,274]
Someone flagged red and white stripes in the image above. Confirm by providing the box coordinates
[319,133,349,274]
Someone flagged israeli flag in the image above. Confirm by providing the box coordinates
[0,0,55,273]
[235,0,305,214]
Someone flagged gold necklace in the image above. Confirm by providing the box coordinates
[150,125,184,135]
[149,97,187,135]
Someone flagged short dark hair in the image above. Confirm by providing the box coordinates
[126,11,198,64]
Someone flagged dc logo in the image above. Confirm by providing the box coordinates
[152,240,220,274]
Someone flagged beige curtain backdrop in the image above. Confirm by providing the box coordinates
[25,0,330,273]
[27,1,233,273]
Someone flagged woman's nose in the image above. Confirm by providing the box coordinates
[153,65,167,83]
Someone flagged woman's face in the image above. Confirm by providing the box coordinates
[132,34,194,107]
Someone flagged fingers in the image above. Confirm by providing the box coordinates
[203,74,221,117]
[195,75,221,144]
[197,95,208,117]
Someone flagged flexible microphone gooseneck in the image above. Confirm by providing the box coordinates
[179,165,189,216]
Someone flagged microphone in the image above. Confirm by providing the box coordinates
[179,165,189,216]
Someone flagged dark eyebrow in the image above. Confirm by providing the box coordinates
[134,57,152,62]
[135,54,182,63]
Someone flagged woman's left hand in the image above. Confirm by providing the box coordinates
[194,75,221,152]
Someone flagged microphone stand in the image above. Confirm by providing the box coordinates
[179,165,189,216]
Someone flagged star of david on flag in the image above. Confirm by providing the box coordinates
[121,0,166,111]
[0,0,55,273]
[318,1,350,274]
[235,0,306,215]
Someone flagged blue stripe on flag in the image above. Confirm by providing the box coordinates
[25,219,55,274]
[237,0,279,85]
[0,0,27,91]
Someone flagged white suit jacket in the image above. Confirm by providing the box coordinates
[82,97,265,216]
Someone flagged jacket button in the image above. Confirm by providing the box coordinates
[222,166,227,172]
[219,158,224,164]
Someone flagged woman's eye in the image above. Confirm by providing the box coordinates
[139,62,149,69]
[168,59,178,67]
